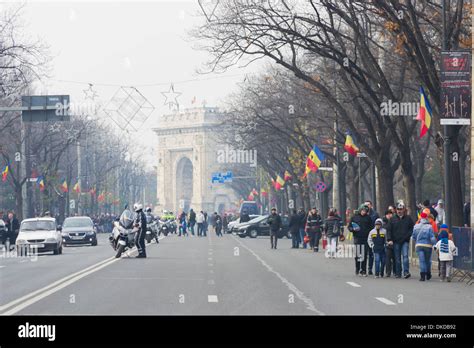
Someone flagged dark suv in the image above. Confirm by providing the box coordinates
[62,216,97,246]
[234,215,291,239]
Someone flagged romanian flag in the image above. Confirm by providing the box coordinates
[416,86,432,138]
[344,133,359,156]
[1,165,8,182]
[275,175,285,190]
[303,145,325,178]
[284,170,292,181]
[37,176,45,191]
[261,188,268,197]
[60,179,68,193]
[251,188,258,196]
[73,182,80,193]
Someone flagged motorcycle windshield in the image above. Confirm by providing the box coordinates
[119,210,135,229]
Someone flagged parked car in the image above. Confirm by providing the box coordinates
[233,215,291,239]
[62,216,97,246]
[16,217,63,255]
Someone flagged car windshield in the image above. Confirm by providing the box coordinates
[63,218,93,228]
[21,220,56,231]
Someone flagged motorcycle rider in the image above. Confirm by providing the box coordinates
[145,207,158,243]
[133,203,147,258]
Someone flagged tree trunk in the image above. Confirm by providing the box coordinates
[375,154,395,212]
[400,152,418,219]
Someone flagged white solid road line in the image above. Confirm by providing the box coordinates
[232,235,325,315]
[346,282,361,288]
[0,235,165,315]
[375,297,396,305]
[208,295,218,303]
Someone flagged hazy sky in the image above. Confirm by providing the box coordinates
[13,0,262,161]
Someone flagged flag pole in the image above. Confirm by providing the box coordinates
[442,0,452,228]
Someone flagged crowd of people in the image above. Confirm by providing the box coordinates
[280,198,459,282]
[169,208,231,237]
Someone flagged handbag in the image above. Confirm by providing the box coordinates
[322,234,327,249]
[303,235,310,244]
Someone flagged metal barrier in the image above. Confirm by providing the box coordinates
[451,226,473,284]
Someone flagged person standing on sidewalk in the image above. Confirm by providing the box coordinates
[387,202,414,279]
[434,230,457,282]
[324,209,341,258]
[364,200,379,275]
[382,209,395,277]
[348,205,373,276]
[297,208,307,249]
[267,208,282,249]
[289,209,300,248]
[412,211,437,281]
[305,208,323,252]
[367,218,387,278]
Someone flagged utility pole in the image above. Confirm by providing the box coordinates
[442,0,452,228]
[77,141,82,215]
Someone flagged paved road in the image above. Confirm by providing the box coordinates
[0,232,472,315]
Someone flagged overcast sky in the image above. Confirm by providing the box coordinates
[14,0,261,162]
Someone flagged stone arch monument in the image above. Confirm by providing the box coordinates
[154,107,238,215]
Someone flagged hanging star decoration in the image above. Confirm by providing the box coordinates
[161,83,181,110]
[83,83,98,101]
[48,122,61,134]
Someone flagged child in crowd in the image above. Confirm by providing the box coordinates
[367,218,387,278]
[434,230,457,282]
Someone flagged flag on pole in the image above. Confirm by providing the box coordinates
[344,133,360,156]
[73,182,80,193]
[37,176,45,191]
[416,86,432,138]
[303,145,325,178]
[60,179,68,192]
[1,165,8,182]
[284,170,292,181]
[261,188,268,197]
[275,175,285,190]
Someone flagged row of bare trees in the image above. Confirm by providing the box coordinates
[0,5,152,221]
[193,0,471,221]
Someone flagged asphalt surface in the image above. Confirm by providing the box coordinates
[0,232,472,315]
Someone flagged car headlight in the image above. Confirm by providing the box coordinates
[16,239,27,244]
[45,238,57,243]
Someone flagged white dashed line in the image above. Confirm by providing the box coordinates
[208,257,213,261]
[346,282,361,288]
[375,297,396,305]
[208,295,218,303]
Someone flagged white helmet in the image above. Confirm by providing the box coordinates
[133,203,143,212]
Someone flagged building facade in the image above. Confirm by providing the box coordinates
[153,107,238,215]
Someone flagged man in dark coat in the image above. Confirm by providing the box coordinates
[289,209,300,248]
[348,205,373,276]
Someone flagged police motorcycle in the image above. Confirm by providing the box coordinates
[109,208,138,258]
[145,207,159,244]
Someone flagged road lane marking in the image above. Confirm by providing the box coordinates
[0,236,164,315]
[346,282,361,288]
[208,257,213,261]
[0,266,5,268]
[208,295,218,303]
[231,235,325,315]
[2,258,119,315]
[375,297,396,305]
